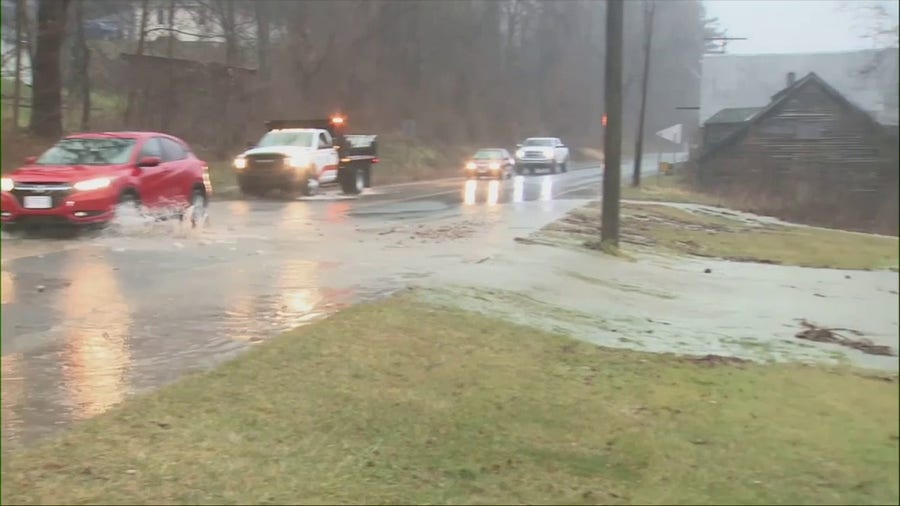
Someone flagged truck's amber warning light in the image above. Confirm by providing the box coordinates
[330,116,345,125]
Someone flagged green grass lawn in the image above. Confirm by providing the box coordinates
[621,171,724,206]
[3,294,897,505]
[541,202,899,270]
[625,203,900,270]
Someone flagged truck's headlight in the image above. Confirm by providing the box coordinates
[515,150,525,159]
[0,177,13,192]
[465,161,477,170]
[73,177,113,191]
[233,156,247,170]
[287,155,308,168]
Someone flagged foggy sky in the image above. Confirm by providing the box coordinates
[704,0,900,54]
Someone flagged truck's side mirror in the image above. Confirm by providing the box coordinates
[246,141,255,149]
[516,143,523,148]
[24,155,37,164]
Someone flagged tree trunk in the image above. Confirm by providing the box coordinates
[166,0,176,58]
[223,0,238,65]
[255,0,270,78]
[13,0,24,131]
[124,0,149,125]
[162,0,177,131]
[30,0,70,139]
[75,0,90,131]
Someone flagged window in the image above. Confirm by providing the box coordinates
[318,132,332,148]
[257,131,315,148]
[159,137,187,161]
[473,150,504,160]
[523,138,555,147]
[139,137,163,159]
[36,137,136,166]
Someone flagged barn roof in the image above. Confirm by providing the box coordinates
[704,107,762,125]
[699,72,886,162]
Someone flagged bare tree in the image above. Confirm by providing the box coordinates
[254,0,270,78]
[12,0,25,131]
[74,0,90,130]
[124,0,150,125]
[30,0,71,139]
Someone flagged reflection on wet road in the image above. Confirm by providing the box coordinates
[0,163,635,444]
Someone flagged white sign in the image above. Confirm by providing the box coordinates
[655,123,682,144]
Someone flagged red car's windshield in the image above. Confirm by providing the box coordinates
[36,137,137,166]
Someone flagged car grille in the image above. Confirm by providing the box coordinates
[246,154,287,174]
[523,150,546,158]
[11,182,72,209]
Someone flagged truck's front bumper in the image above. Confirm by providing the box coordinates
[517,159,556,170]
[237,167,310,191]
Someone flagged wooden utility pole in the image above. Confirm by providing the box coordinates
[12,0,24,131]
[601,0,624,247]
[632,0,655,188]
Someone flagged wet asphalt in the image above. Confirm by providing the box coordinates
[0,159,659,444]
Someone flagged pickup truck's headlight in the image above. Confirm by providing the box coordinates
[0,177,13,192]
[465,161,477,170]
[515,149,525,159]
[73,177,113,191]
[233,156,247,170]
[287,155,309,168]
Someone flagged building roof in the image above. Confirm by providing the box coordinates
[700,72,886,162]
[700,49,899,126]
[704,107,762,125]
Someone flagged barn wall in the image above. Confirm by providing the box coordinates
[698,80,899,235]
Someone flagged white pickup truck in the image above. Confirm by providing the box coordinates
[233,117,378,197]
[514,137,570,175]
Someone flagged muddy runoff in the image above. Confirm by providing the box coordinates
[0,196,582,445]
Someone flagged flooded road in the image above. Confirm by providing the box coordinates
[1,163,628,444]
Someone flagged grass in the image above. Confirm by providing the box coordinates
[539,201,899,270]
[621,171,724,206]
[625,203,900,270]
[2,294,898,505]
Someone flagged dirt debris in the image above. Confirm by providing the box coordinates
[369,220,483,243]
[795,320,895,357]
[689,354,749,366]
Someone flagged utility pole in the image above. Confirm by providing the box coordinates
[631,0,655,188]
[601,0,624,247]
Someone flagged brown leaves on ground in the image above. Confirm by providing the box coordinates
[688,354,749,366]
[795,319,895,357]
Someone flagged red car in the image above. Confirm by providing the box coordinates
[1,131,211,228]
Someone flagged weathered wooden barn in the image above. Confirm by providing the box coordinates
[698,72,899,235]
